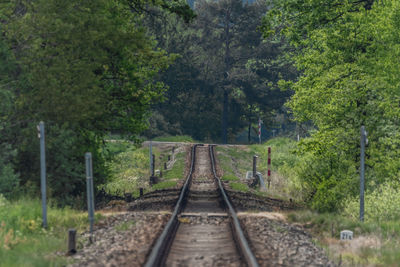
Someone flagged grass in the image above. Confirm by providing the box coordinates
[152,181,178,190]
[163,151,185,180]
[230,182,249,192]
[152,135,195,143]
[221,174,240,181]
[0,196,96,267]
[115,220,136,232]
[216,138,301,200]
[103,139,187,196]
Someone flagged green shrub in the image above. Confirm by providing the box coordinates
[103,147,148,195]
[0,164,19,199]
[343,181,400,222]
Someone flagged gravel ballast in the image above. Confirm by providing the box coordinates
[69,212,170,267]
[239,213,335,267]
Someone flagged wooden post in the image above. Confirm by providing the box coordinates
[67,229,77,255]
[160,170,163,178]
[164,162,167,170]
[139,188,144,197]
[168,155,171,161]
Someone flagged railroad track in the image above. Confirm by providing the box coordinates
[144,144,259,267]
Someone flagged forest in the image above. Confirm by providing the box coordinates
[1,0,400,223]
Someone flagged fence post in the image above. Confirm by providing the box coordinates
[149,141,153,177]
[253,155,258,177]
[85,152,95,236]
[140,188,144,197]
[37,121,47,228]
[267,147,271,189]
[152,154,155,176]
[67,229,77,255]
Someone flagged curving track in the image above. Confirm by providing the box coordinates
[144,144,258,267]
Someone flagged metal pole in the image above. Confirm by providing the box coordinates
[85,152,95,234]
[149,140,153,177]
[267,147,271,189]
[152,154,155,176]
[38,121,47,228]
[360,126,366,222]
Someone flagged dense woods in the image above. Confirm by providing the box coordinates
[144,0,296,142]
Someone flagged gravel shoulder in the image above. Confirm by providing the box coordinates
[69,211,170,267]
[239,212,335,267]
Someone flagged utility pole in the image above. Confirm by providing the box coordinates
[360,126,368,222]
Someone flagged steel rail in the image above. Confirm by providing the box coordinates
[209,145,259,267]
[144,144,198,267]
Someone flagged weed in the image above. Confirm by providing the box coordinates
[221,174,239,181]
[115,220,136,232]
[230,182,249,192]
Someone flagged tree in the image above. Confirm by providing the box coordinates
[0,33,19,198]
[264,0,400,211]
[145,0,296,142]
[0,0,183,204]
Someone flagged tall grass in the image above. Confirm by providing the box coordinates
[0,196,91,267]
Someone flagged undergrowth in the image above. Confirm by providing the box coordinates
[0,196,96,267]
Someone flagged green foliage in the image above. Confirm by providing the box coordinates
[264,1,400,211]
[0,32,19,199]
[343,182,400,222]
[103,146,149,196]
[0,0,179,204]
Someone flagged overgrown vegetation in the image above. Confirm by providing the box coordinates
[102,141,186,197]
[216,138,301,199]
[0,195,96,266]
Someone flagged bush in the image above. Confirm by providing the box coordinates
[343,181,400,222]
[0,164,19,199]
